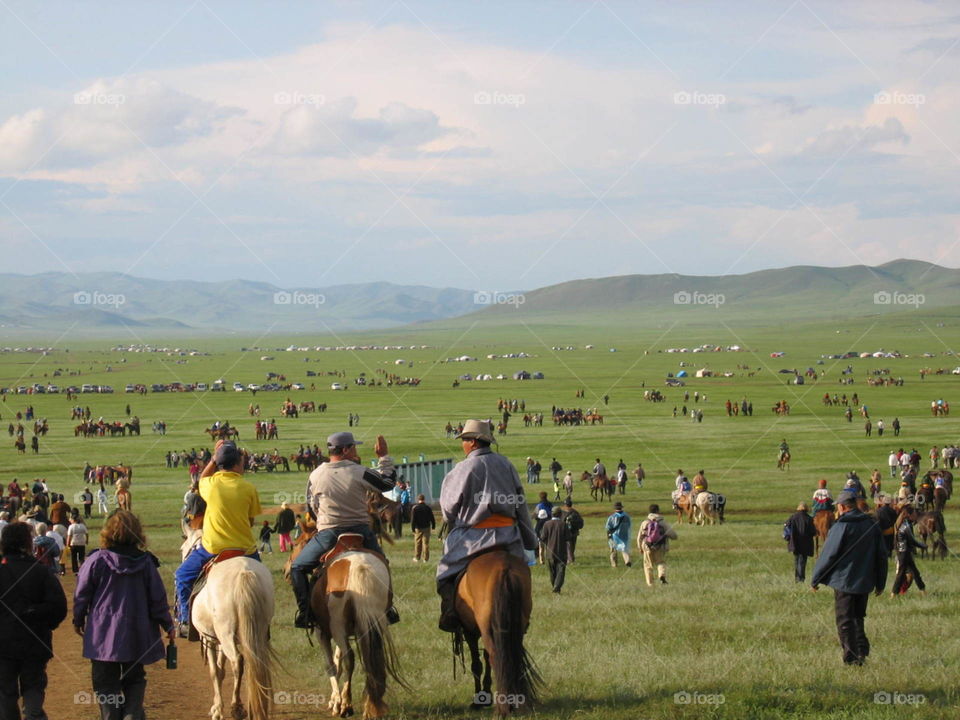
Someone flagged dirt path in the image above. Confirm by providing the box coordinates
[46,573,217,720]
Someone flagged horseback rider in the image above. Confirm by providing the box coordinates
[436,419,538,633]
[174,441,261,637]
[691,470,708,498]
[843,471,866,500]
[812,479,833,513]
[289,431,399,629]
[778,439,790,460]
[671,469,691,509]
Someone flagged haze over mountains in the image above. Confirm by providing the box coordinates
[0,260,955,335]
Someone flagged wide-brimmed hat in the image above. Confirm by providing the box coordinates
[613,501,624,511]
[456,419,494,443]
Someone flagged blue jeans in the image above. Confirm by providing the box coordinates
[174,545,261,622]
[290,525,381,575]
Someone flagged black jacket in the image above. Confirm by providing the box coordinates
[786,511,815,557]
[811,510,888,594]
[273,507,296,534]
[410,502,436,531]
[895,519,926,555]
[0,553,67,660]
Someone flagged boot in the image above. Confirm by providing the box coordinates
[121,679,147,720]
[290,567,313,628]
[437,579,460,633]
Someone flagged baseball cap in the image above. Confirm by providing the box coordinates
[327,431,362,449]
[214,442,241,468]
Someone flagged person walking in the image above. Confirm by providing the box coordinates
[67,515,88,574]
[785,503,815,582]
[273,501,296,553]
[410,494,436,562]
[257,520,274,554]
[637,504,677,585]
[533,492,552,564]
[811,491,888,665]
[875,495,897,557]
[97,485,109,516]
[605,501,632,567]
[561,498,583,563]
[539,507,570,593]
[891,505,927,597]
[0,522,67,720]
[73,510,175,720]
[80,487,93,518]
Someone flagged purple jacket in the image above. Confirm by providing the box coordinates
[73,546,173,664]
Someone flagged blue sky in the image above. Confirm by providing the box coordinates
[1,0,958,291]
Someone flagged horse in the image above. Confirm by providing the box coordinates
[192,556,275,720]
[207,427,240,441]
[914,511,945,559]
[915,484,935,513]
[777,451,790,471]
[693,492,723,525]
[934,486,948,512]
[453,551,541,716]
[812,510,834,555]
[585,413,604,425]
[674,493,694,524]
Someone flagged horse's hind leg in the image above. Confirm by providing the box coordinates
[466,634,485,707]
[230,653,245,719]
[208,644,228,720]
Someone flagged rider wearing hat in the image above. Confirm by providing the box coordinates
[289,431,399,628]
[435,419,537,632]
[812,479,833,513]
[174,440,261,635]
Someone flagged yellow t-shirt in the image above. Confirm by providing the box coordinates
[199,471,261,554]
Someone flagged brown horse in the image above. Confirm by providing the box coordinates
[934,486,948,512]
[916,484,935,513]
[914,511,945,559]
[675,494,694,524]
[454,551,541,716]
[777,451,790,471]
[206,426,240,441]
[813,510,834,555]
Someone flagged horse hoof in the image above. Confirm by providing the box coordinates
[341,707,354,718]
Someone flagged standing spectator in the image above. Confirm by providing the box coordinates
[811,491,888,666]
[605,502,632,568]
[533,492,552,564]
[549,458,563,484]
[876,419,885,437]
[864,419,872,437]
[273,502,296,553]
[80,487,93,518]
[67,515,88,573]
[539,507,570,593]
[73,510,175,720]
[32,523,60,576]
[97,485,109,516]
[892,417,900,436]
[634,463,646,488]
[891,505,927,597]
[410,494,436,562]
[888,450,900,478]
[637,504,678,586]
[785,503,815,583]
[532,459,542,483]
[257,520,274,554]
[0,522,67,720]
[561,498,583,563]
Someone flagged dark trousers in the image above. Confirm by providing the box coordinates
[0,656,48,720]
[548,559,566,593]
[893,552,925,592]
[91,660,146,720]
[71,545,86,573]
[83,503,92,518]
[834,591,870,664]
[567,534,578,563]
[793,553,807,582]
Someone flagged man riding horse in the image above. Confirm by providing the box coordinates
[173,441,262,637]
[289,431,400,629]
[778,439,790,462]
[812,479,834,513]
[436,419,538,633]
[671,469,691,510]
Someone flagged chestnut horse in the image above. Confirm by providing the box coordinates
[813,510,834,555]
[454,551,541,716]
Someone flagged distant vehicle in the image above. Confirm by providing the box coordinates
[331,382,344,391]
[81,384,95,393]
[31,384,45,393]
[99,385,114,393]
[196,383,208,391]
[125,384,135,393]
[46,385,59,393]
[953,367,960,375]
[233,383,245,392]
[291,383,304,390]
[247,384,261,391]
[212,380,225,391]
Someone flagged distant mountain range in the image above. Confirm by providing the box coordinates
[0,260,955,334]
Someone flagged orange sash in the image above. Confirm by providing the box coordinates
[473,513,515,529]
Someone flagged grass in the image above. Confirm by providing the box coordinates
[1,313,958,719]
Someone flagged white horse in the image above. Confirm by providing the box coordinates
[694,492,722,525]
[185,529,275,720]
[312,548,404,719]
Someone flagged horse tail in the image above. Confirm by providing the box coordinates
[234,566,274,720]
[490,565,542,708]
[346,557,405,718]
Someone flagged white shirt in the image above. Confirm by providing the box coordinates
[888,453,899,466]
[45,530,64,552]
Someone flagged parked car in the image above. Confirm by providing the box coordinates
[331,382,344,390]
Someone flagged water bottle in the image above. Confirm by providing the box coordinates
[166,640,178,670]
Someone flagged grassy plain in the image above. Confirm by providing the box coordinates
[1,313,958,719]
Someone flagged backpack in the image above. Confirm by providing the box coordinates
[565,511,584,533]
[644,519,665,547]
[782,522,791,541]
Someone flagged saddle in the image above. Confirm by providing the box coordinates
[186,549,248,642]
[321,533,365,564]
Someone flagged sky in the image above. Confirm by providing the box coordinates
[1,0,959,292]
